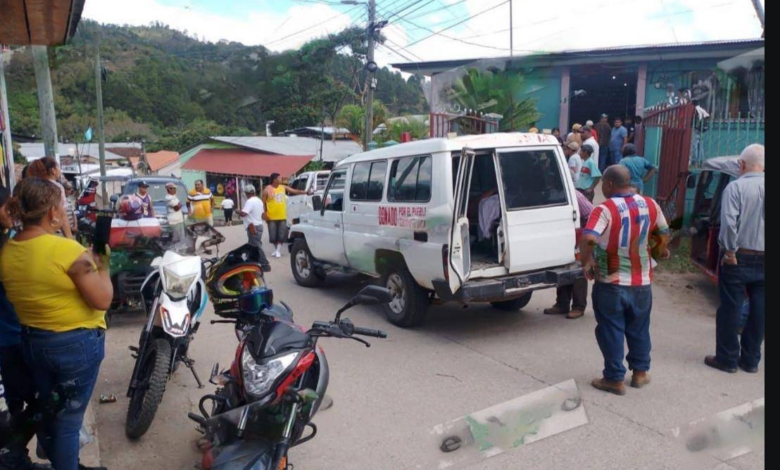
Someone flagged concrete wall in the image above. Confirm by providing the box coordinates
[515,67,562,131]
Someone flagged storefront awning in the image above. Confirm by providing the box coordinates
[0,0,86,45]
[182,149,314,178]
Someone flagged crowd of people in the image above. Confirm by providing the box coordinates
[550,115,765,395]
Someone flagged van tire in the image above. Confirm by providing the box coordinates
[291,239,323,288]
[490,292,533,312]
[382,269,428,327]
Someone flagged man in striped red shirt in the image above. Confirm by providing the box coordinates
[580,166,670,395]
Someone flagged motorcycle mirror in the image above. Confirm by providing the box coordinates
[355,285,394,305]
[209,363,220,385]
[109,194,119,204]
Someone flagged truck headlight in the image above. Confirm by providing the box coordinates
[241,348,298,399]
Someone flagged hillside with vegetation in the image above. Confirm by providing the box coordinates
[4,20,427,151]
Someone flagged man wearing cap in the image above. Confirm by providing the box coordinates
[564,141,582,184]
[239,184,272,272]
[136,181,155,218]
[586,120,598,142]
[165,182,186,242]
[566,124,583,146]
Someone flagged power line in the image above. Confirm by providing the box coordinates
[403,0,509,48]
[265,4,363,46]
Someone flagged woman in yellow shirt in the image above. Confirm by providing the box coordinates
[0,178,113,470]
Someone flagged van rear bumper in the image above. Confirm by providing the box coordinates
[432,263,584,303]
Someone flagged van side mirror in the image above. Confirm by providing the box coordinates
[312,195,323,211]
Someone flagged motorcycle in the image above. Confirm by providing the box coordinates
[189,284,391,470]
[124,238,221,439]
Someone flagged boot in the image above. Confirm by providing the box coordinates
[591,378,626,396]
[631,371,651,388]
[566,310,585,319]
[543,305,568,315]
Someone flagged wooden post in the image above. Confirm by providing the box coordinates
[32,46,59,162]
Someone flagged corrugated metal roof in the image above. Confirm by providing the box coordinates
[211,136,363,163]
[182,149,313,177]
[392,39,765,75]
[20,142,141,162]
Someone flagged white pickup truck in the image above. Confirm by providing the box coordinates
[286,170,331,227]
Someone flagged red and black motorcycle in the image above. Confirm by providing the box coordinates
[190,257,390,470]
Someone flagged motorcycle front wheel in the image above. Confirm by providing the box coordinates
[125,338,172,439]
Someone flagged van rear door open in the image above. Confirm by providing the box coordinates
[495,147,578,274]
[448,149,475,293]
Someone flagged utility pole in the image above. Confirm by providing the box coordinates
[509,0,514,57]
[750,0,765,33]
[94,39,108,205]
[0,48,15,189]
[32,46,59,162]
[364,0,377,150]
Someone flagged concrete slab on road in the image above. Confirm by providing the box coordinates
[93,225,763,470]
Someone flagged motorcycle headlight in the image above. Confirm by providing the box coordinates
[163,267,198,300]
[241,348,298,399]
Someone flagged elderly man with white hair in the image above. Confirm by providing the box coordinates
[705,143,765,374]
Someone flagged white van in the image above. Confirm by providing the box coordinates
[288,133,583,327]
[286,170,331,227]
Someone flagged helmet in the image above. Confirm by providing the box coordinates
[206,244,272,317]
[117,194,144,221]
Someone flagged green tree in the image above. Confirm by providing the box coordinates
[337,104,365,139]
[451,68,540,132]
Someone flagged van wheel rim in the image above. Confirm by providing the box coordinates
[387,274,406,314]
[295,251,311,278]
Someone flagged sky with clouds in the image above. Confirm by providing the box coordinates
[83,0,764,70]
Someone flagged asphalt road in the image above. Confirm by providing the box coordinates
[93,225,764,470]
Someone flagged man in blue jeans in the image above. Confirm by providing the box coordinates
[705,144,764,374]
[580,166,670,395]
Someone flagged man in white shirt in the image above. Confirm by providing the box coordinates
[565,141,583,183]
[165,182,186,243]
[582,126,600,167]
[238,184,271,271]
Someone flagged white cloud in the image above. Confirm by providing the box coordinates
[83,0,763,70]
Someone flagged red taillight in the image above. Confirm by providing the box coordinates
[442,244,450,282]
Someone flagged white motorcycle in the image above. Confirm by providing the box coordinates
[125,245,215,439]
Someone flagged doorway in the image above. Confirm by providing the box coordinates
[569,66,638,127]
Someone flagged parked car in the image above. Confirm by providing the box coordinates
[287,133,583,327]
[286,170,331,227]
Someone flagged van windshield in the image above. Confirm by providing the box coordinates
[498,150,568,210]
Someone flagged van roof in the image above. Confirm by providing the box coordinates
[336,133,560,168]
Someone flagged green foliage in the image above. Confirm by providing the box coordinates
[451,68,541,132]
[4,21,425,149]
[337,104,365,139]
[386,116,429,141]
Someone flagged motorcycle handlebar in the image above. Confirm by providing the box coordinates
[352,326,388,339]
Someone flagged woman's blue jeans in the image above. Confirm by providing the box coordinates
[22,327,105,470]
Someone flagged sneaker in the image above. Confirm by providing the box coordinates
[591,378,626,396]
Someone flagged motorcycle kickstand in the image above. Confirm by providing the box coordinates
[182,357,205,389]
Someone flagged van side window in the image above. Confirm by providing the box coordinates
[388,156,432,203]
[351,161,387,201]
[498,150,568,210]
[324,170,347,212]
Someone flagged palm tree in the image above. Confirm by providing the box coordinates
[451,68,540,132]
[337,104,365,139]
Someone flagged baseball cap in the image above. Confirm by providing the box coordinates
[165,182,177,189]
[566,141,580,151]
[572,123,582,131]
[600,113,609,118]
[244,184,256,193]
[586,120,594,126]
[138,180,150,188]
